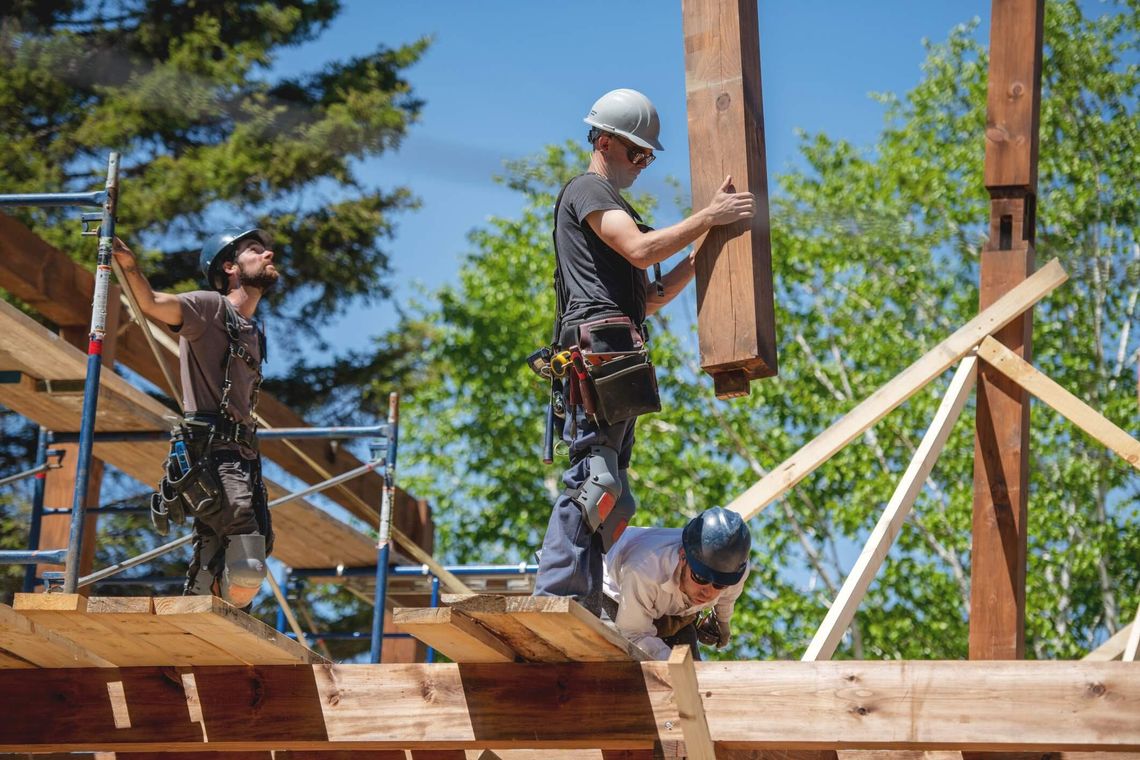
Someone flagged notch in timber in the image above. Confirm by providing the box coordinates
[987,191,1036,251]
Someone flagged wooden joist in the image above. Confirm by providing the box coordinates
[4,594,325,667]
[683,0,778,398]
[725,258,1067,521]
[393,595,650,663]
[2,661,1138,753]
[666,646,715,760]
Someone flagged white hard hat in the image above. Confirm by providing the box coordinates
[583,88,664,151]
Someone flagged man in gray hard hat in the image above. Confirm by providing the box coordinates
[534,88,756,612]
[601,507,752,659]
[112,227,278,609]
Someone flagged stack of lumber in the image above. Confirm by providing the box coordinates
[0,594,325,668]
[393,594,650,663]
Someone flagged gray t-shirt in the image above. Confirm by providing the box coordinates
[173,290,262,429]
[555,173,650,331]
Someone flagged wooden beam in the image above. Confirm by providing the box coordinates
[976,336,1140,470]
[392,607,517,663]
[1125,603,1140,662]
[666,646,715,760]
[971,0,1044,663]
[441,595,650,662]
[683,0,778,397]
[725,258,1067,521]
[0,603,113,668]
[1083,622,1133,662]
[803,358,978,661]
[1,661,1139,752]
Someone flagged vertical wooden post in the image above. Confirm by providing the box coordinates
[682,0,777,399]
[970,0,1044,660]
[35,288,122,587]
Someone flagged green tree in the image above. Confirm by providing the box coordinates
[377,0,1139,660]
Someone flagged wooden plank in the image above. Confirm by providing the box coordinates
[977,336,1140,470]
[392,607,517,663]
[153,596,327,665]
[666,646,715,760]
[443,594,649,662]
[2,661,1140,752]
[0,603,114,668]
[83,596,251,666]
[1083,622,1133,661]
[1125,603,1140,662]
[803,359,978,661]
[683,0,777,396]
[725,258,1067,521]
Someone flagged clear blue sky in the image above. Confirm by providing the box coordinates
[274,1,992,363]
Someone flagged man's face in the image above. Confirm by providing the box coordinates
[601,133,654,189]
[678,551,726,607]
[231,239,279,292]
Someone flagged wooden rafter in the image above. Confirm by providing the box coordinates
[666,646,715,760]
[803,358,978,661]
[725,258,1067,521]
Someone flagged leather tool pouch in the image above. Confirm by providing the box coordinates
[586,350,661,424]
[151,424,224,535]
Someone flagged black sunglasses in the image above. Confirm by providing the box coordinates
[689,564,728,590]
[612,134,656,168]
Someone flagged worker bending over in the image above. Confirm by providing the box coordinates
[112,227,278,608]
[602,507,751,659]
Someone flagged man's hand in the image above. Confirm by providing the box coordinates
[704,175,755,227]
[112,237,139,271]
[715,619,731,649]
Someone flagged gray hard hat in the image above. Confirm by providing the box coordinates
[584,88,664,151]
[682,507,751,587]
[199,226,270,293]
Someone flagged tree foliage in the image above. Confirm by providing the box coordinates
[377,0,1139,660]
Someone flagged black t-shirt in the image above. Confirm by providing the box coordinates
[555,173,650,332]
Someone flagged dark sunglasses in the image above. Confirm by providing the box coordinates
[612,134,656,168]
[689,564,728,590]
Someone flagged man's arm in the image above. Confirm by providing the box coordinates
[111,238,184,327]
[586,175,754,269]
[614,571,673,660]
[644,253,697,316]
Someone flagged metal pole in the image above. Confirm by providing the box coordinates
[0,190,106,208]
[64,152,119,593]
[77,457,380,587]
[0,549,67,565]
[23,428,48,592]
[49,424,392,444]
[369,392,399,664]
[426,574,440,663]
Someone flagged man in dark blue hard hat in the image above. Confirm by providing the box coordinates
[601,507,751,659]
[113,227,278,609]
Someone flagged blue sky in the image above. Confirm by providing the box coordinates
[274,1,992,362]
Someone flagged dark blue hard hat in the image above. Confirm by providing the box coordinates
[198,226,270,293]
[681,507,751,587]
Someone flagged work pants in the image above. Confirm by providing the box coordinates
[185,449,274,595]
[533,404,637,615]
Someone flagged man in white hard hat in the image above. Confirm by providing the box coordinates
[534,88,756,613]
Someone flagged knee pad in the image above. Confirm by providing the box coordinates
[599,471,636,553]
[569,446,622,533]
[221,533,267,602]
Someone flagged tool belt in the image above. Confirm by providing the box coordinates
[565,317,661,426]
[148,414,255,536]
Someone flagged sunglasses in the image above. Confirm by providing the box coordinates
[611,134,656,168]
[689,564,728,591]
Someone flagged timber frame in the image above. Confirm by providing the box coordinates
[3,0,1140,756]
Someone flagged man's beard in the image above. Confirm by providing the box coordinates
[239,268,279,292]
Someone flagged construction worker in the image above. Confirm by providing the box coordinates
[534,88,756,612]
[111,228,277,609]
[601,507,751,660]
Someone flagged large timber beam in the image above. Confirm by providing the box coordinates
[970,0,1044,662]
[683,0,778,398]
[1,661,1138,753]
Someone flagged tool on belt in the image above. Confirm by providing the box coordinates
[527,179,662,462]
[150,300,264,535]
